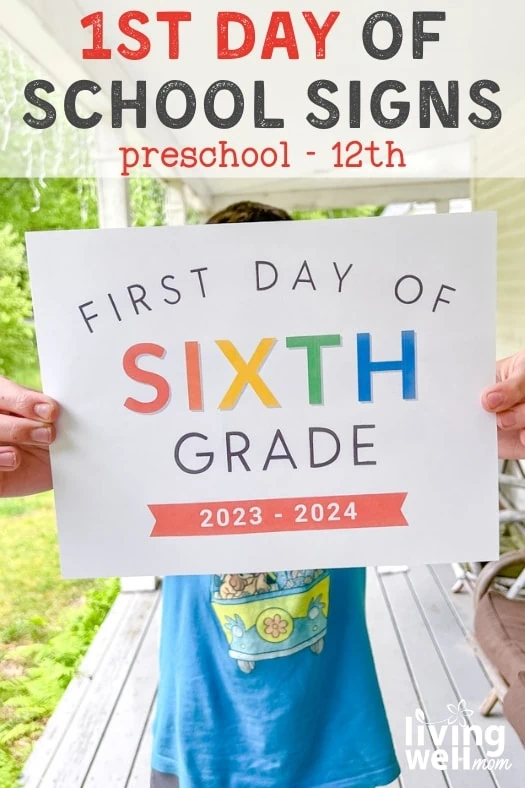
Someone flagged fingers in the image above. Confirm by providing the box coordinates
[508,428,525,449]
[496,402,525,431]
[482,376,525,414]
[0,413,56,447]
[0,376,59,423]
[497,429,525,460]
[0,381,59,476]
[0,446,21,470]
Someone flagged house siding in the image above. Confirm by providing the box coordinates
[472,179,525,358]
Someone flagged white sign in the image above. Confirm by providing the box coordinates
[27,214,498,578]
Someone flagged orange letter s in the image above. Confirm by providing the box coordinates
[123,343,170,414]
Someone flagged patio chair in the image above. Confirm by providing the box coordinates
[452,462,525,593]
[473,549,525,744]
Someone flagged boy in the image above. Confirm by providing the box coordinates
[1,202,525,788]
[151,202,398,788]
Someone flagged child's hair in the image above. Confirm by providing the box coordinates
[207,201,292,225]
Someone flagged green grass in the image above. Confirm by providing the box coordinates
[0,495,47,519]
[0,494,90,644]
[0,493,119,784]
[11,361,41,393]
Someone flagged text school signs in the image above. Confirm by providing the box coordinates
[27,214,498,578]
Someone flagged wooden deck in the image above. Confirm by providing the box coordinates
[21,566,525,787]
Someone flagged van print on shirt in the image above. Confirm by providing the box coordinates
[210,570,330,673]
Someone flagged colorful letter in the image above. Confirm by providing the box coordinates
[357,331,417,402]
[123,343,170,413]
[286,335,341,405]
[217,12,255,59]
[185,341,203,411]
[216,339,280,409]
[262,12,299,59]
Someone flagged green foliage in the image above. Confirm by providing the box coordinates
[0,178,99,379]
[0,227,36,377]
[0,179,98,236]
[0,579,119,781]
[0,177,168,233]
[130,178,166,226]
[9,363,41,394]
[186,207,202,225]
[0,749,19,788]
[0,226,25,280]
[0,492,45,519]
[293,206,384,221]
[0,493,119,781]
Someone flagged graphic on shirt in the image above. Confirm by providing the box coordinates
[211,570,329,673]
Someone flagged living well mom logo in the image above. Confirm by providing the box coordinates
[405,700,512,772]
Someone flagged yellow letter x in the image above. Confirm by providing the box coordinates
[216,339,280,410]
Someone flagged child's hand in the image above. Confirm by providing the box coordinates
[0,376,59,497]
[482,349,525,459]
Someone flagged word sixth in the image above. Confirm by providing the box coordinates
[123,332,417,413]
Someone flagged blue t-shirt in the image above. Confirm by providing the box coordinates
[153,568,400,787]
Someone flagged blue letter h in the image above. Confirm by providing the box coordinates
[357,331,417,402]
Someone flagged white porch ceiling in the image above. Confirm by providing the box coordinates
[192,177,470,213]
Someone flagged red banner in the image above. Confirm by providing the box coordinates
[149,493,407,537]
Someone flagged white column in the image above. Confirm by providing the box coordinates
[96,178,131,229]
[95,125,158,592]
[164,182,186,225]
[121,185,186,591]
[122,184,188,593]
[94,125,131,229]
